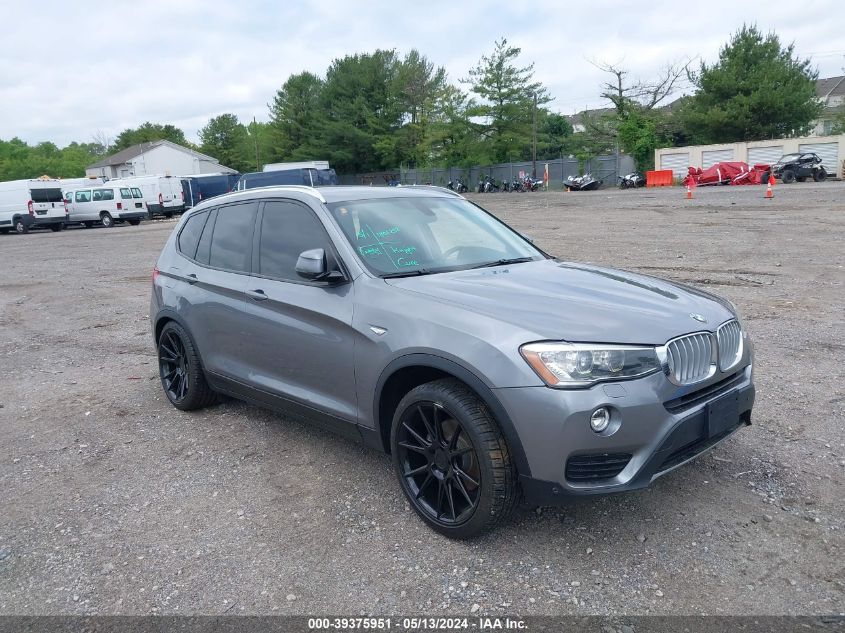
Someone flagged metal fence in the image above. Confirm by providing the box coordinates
[338,154,635,189]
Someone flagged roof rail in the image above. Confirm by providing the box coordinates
[233,184,327,203]
[403,184,465,198]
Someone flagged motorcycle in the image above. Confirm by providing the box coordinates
[564,173,602,191]
[501,180,510,192]
[522,176,543,192]
[483,176,500,193]
[618,172,646,189]
[454,179,468,193]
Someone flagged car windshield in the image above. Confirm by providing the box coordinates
[327,196,544,276]
[778,154,801,163]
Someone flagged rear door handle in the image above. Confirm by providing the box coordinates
[186,273,198,285]
[247,289,268,301]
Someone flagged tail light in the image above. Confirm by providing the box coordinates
[63,200,69,213]
[27,200,34,215]
[181,191,185,201]
[116,202,123,210]
[159,193,163,205]
[152,266,160,284]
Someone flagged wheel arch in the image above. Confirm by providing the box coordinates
[373,354,531,477]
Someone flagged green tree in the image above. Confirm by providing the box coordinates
[463,38,551,163]
[112,122,193,152]
[426,85,483,167]
[317,50,403,173]
[680,25,821,143]
[382,50,448,167]
[199,113,249,171]
[268,71,324,161]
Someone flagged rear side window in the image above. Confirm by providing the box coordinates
[208,203,257,272]
[178,211,208,259]
[120,188,132,200]
[75,190,91,203]
[92,190,103,201]
[195,208,218,265]
[259,200,334,281]
[131,188,143,198]
[101,189,114,201]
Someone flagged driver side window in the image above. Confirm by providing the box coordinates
[258,200,335,282]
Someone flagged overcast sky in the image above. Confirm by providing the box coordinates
[2,0,842,147]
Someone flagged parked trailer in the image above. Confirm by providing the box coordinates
[104,175,185,218]
[0,178,68,234]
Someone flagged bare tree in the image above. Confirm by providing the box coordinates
[91,129,112,156]
[589,58,695,114]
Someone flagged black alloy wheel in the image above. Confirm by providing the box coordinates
[157,321,217,411]
[396,401,482,526]
[391,378,519,538]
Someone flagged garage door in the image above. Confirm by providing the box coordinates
[747,146,784,166]
[798,142,839,175]
[702,149,735,168]
[660,152,689,179]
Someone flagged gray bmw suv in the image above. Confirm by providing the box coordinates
[151,185,755,538]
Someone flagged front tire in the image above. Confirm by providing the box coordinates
[391,378,518,539]
[781,169,795,184]
[157,321,217,411]
[814,167,827,182]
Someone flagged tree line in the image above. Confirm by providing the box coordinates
[1,26,839,182]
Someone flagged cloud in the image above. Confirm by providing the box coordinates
[1,0,841,146]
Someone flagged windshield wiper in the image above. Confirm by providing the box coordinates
[470,256,536,269]
[380,268,437,279]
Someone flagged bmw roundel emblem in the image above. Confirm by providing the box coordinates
[689,313,707,323]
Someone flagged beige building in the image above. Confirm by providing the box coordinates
[655,134,845,180]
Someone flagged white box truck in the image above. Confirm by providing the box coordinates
[0,178,68,234]
[104,175,185,218]
[262,161,330,172]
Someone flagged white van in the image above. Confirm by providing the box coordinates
[105,175,185,218]
[0,178,68,234]
[64,185,147,228]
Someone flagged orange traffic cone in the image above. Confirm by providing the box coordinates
[686,184,693,199]
[765,177,774,199]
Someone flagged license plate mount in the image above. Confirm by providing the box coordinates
[706,392,740,438]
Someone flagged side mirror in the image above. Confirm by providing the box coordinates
[295,248,345,282]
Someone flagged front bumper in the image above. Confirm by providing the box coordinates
[495,363,755,505]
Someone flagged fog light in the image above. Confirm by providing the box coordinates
[590,407,610,433]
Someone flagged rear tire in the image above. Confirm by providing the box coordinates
[781,169,795,184]
[390,378,519,539]
[14,218,28,234]
[157,321,217,411]
[101,213,114,228]
[128,218,141,226]
[83,221,94,228]
[50,223,64,232]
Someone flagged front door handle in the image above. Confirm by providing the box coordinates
[186,273,198,285]
[247,289,268,301]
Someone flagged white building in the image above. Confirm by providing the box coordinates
[86,140,236,179]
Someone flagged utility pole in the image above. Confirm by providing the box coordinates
[253,116,260,171]
[532,92,537,179]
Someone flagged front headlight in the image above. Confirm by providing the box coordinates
[520,342,661,388]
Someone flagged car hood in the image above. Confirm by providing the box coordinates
[385,259,735,344]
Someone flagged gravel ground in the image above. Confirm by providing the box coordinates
[0,181,843,616]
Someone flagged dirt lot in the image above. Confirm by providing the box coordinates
[0,182,843,616]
